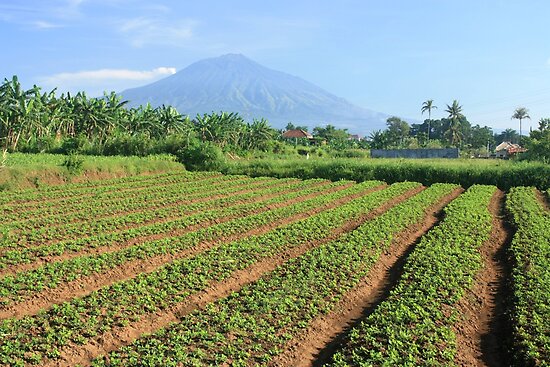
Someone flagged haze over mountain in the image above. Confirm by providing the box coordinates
[120,54,392,135]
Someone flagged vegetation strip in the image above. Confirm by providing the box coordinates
[274,186,463,367]
[0,179,353,306]
[0,170,185,204]
[452,190,511,366]
[506,187,550,366]
[3,176,281,246]
[223,158,550,190]
[326,185,496,366]
[1,175,259,245]
[0,178,324,276]
[2,173,263,227]
[0,170,197,208]
[0,181,408,365]
[48,183,420,367]
[83,183,456,367]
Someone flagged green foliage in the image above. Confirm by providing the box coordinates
[223,158,550,190]
[88,182,456,366]
[102,133,155,157]
[61,154,84,175]
[506,187,550,366]
[312,124,350,146]
[0,178,390,365]
[176,142,225,171]
[521,119,550,162]
[329,185,496,366]
[385,116,411,146]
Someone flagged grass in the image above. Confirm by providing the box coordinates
[0,153,183,190]
[222,157,550,190]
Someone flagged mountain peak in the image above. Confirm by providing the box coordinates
[120,55,389,134]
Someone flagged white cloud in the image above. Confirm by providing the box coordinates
[547,58,550,67]
[117,17,196,47]
[39,67,176,96]
[32,20,62,29]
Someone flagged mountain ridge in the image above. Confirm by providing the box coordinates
[120,54,391,134]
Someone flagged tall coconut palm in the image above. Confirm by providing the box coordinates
[511,107,530,144]
[421,99,437,141]
[445,100,464,146]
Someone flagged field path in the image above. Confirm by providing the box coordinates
[270,187,463,367]
[453,190,513,366]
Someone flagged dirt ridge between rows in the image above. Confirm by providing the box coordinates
[0,182,364,319]
[534,188,550,211]
[270,187,463,367]
[453,190,513,367]
[9,176,287,231]
[0,181,330,277]
[43,185,422,367]
[3,178,303,248]
[1,171,202,210]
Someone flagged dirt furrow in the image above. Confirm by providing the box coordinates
[11,177,287,232]
[453,190,512,367]
[5,177,298,244]
[43,185,421,367]
[534,188,550,211]
[270,187,463,367]
[1,171,200,209]
[0,182,366,319]
[0,181,332,278]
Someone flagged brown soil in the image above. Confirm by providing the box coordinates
[9,177,292,237]
[0,181,366,319]
[0,180,333,277]
[534,188,550,211]
[453,190,513,367]
[4,172,215,213]
[270,187,464,367]
[42,183,419,367]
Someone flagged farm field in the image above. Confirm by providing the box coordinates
[0,171,548,366]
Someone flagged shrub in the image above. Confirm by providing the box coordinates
[176,142,225,171]
[61,154,85,175]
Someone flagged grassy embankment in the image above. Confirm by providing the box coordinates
[222,157,550,190]
[0,153,183,190]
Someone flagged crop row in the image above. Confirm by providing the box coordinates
[506,187,550,366]
[1,171,232,223]
[0,179,377,305]
[88,183,458,366]
[0,177,342,271]
[4,175,283,236]
[0,170,197,207]
[0,178,334,270]
[0,170,182,202]
[328,184,497,366]
[0,181,412,365]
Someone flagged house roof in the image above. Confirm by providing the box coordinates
[495,141,527,154]
[495,141,518,152]
[282,129,313,139]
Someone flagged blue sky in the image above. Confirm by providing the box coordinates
[2,0,550,132]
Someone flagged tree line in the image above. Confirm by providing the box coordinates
[1,75,548,162]
[0,76,277,158]
[369,100,549,160]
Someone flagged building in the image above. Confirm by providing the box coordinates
[281,129,313,139]
[494,141,527,159]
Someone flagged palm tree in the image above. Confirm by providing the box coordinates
[421,99,437,141]
[511,107,530,144]
[445,100,464,146]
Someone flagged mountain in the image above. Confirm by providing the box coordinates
[120,54,391,135]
